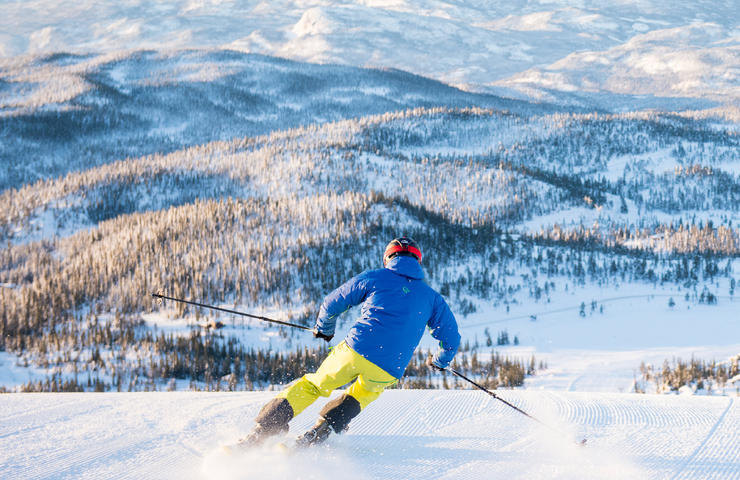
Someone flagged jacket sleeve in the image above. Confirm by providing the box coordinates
[315,272,371,335]
[427,293,460,368]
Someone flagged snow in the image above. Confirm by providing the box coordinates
[466,288,740,351]
[1,390,738,479]
[2,1,738,108]
[453,285,740,394]
[495,21,738,105]
[0,351,46,387]
[7,261,740,396]
[599,148,677,182]
[2,1,740,477]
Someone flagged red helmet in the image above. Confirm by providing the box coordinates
[383,237,422,266]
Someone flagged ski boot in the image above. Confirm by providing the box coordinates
[295,393,362,448]
[295,418,332,447]
[233,423,288,450]
[225,398,294,453]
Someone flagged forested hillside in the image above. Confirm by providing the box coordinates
[0,50,543,191]
[1,51,738,393]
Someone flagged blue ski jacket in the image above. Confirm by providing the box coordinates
[314,255,460,378]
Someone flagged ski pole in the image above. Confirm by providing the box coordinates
[447,367,587,446]
[151,293,312,331]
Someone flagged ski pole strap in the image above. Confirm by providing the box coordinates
[151,293,311,331]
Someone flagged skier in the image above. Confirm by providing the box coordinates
[238,236,460,448]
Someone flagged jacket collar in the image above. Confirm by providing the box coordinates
[385,255,424,280]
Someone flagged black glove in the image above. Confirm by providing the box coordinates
[313,328,334,343]
[426,355,445,372]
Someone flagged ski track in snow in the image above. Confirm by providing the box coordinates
[672,398,739,480]
[2,391,739,480]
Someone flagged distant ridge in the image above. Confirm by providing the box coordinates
[0,49,554,191]
[2,1,737,107]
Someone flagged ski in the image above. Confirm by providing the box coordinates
[220,437,293,456]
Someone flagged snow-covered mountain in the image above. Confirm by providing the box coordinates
[2,390,739,479]
[0,49,547,191]
[2,94,739,395]
[1,0,739,416]
[3,0,738,108]
[2,3,740,478]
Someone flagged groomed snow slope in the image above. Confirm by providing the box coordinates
[1,390,738,480]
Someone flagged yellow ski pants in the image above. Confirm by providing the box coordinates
[277,341,398,415]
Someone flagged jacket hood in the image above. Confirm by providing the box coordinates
[385,255,424,280]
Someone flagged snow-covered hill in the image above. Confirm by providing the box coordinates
[1,390,738,479]
[2,7,739,469]
[2,1,737,108]
[0,50,542,191]
[1,87,739,395]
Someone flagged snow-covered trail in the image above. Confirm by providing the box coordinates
[1,390,738,480]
